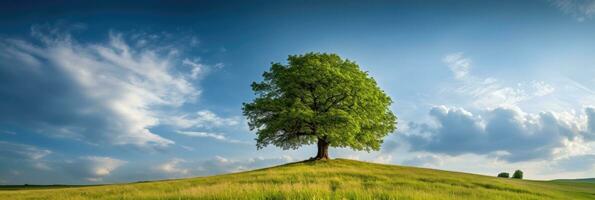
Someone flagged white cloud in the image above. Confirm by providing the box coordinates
[403,105,595,162]
[0,130,16,135]
[463,80,554,108]
[180,145,195,151]
[0,141,52,172]
[0,147,128,184]
[168,110,241,129]
[550,0,595,21]
[214,62,225,69]
[190,36,200,47]
[402,154,444,167]
[121,155,295,181]
[549,154,595,172]
[443,52,471,80]
[532,81,556,96]
[0,27,208,148]
[82,156,126,177]
[443,53,556,109]
[63,33,194,147]
[182,58,205,79]
[199,155,294,174]
[373,154,393,164]
[0,141,51,161]
[176,130,250,144]
[459,80,529,108]
[177,130,226,140]
[214,155,230,163]
[155,158,189,175]
[587,107,595,134]
[61,156,127,182]
[343,155,361,160]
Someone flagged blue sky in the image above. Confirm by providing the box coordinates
[1,0,595,184]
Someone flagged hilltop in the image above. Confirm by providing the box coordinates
[1,159,594,199]
[554,178,595,184]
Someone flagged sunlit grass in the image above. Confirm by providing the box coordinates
[1,159,593,199]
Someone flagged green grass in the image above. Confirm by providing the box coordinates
[554,178,595,184]
[1,159,594,199]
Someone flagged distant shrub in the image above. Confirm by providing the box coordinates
[497,172,510,178]
[512,170,523,179]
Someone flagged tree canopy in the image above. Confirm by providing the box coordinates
[242,52,397,160]
[497,172,510,178]
[512,170,523,179]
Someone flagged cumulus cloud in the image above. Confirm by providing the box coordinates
[402,106,595,162]
[0,26,207,148]
[549,0,595,21]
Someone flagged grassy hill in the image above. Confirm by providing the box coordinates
[1,159,594,200]
[554,178,595,184]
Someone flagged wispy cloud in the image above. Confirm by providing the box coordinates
[198,155,294,174]
[549,154,595,172]
[133,156,295,181]
[549,0,595,21]
[74,156,127,182]
[0,25,209,148]
[182,58,205,79]
[176,131,226,140]
[176,131,250,144]
[0,130,16,135]
[0,141,51,161]
[442,53,555,109]
[0,142,126,184]
[155,158,189,176]
[402,154,444,167]
[443,52,471,80]
[36,155,125,183]
[167,110,241,129]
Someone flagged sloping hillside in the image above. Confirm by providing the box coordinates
[554,178,595,184]
[1,159,594,199]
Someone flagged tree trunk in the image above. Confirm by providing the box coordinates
[314,138,330,160]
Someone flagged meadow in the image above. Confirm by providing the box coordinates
[1,159,593,200]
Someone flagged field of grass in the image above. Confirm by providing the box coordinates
[554,178,595,184]
[1,159,593,200]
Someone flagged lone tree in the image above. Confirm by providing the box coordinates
[497,172,510,178]
[243,53,397,160]
[512,170,523,179]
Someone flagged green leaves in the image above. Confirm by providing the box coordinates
[243,52,397,152]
